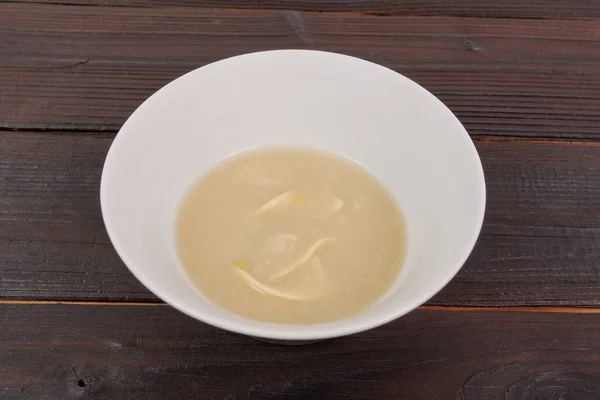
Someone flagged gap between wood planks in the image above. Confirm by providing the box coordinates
[473,137,600,146]
[0,1,413,17]
[1,299,600,313]
[4,1,600,21]
[2,128,600,145]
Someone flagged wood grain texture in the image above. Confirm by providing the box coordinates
[9,0,600,19]
[434,140,600,306]
[2,3,600,138]
[1,132,599,304]
[1,305,600,399]
[0,132,155,301]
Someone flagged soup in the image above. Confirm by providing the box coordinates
[175,148,406,324]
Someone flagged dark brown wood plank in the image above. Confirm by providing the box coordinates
[436,140,600,306]
[0,132,156,301]
[4,64,600,139]
[2,304,600,399]
[2,3,600,139]
[9,0,600,19]
[1,132,599,305]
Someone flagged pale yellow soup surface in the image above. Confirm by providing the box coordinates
[175,148,406,324]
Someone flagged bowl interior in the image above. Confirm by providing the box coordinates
[101,50,485,340]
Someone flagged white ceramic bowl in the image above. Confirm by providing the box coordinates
[101,50,485,341]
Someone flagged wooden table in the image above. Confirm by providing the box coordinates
[2,1,600,399]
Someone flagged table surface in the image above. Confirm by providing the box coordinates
[2,1,600,399]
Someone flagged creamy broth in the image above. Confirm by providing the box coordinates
[176,148,406,324]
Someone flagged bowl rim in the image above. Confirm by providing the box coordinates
[100,49,486,340]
